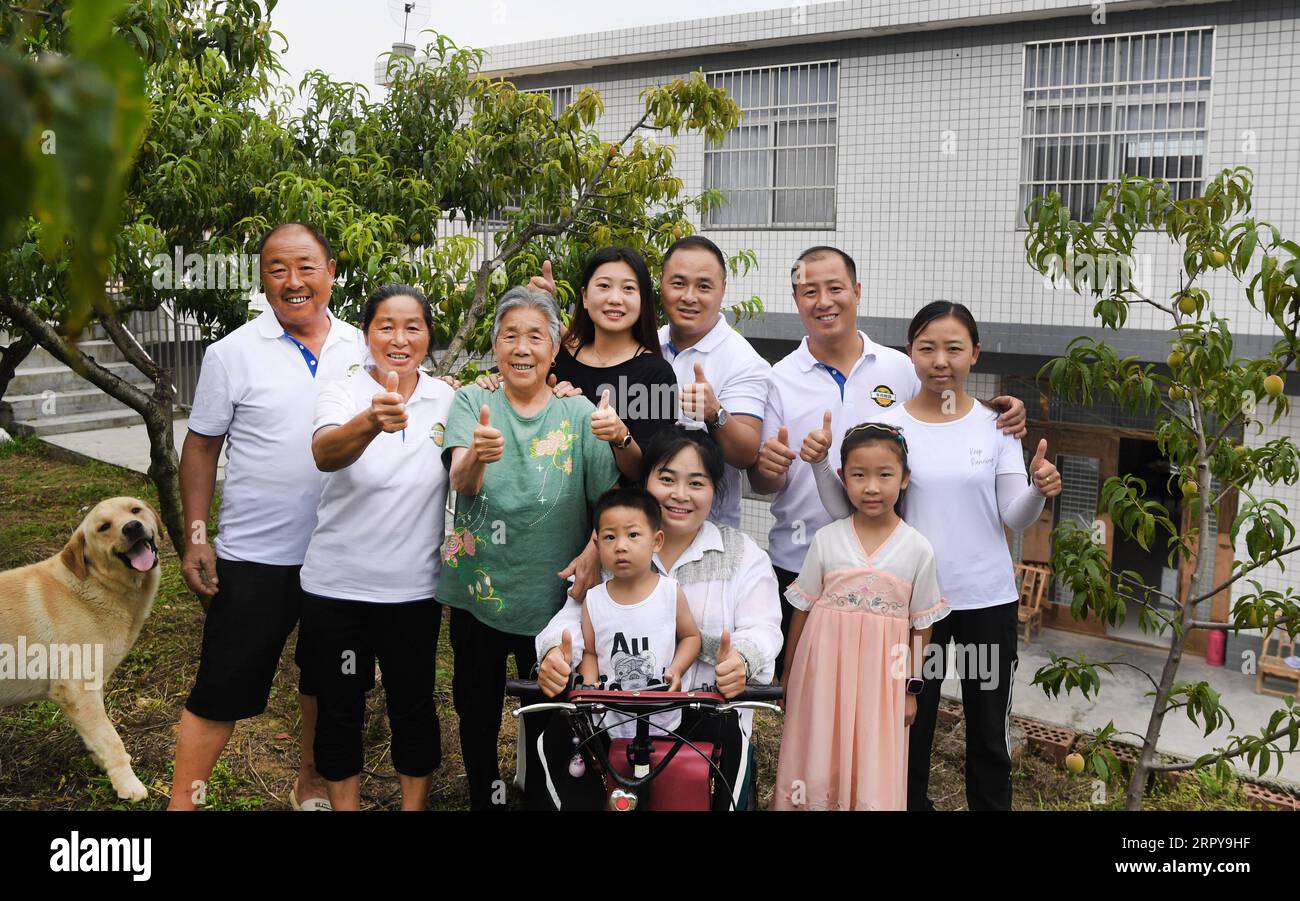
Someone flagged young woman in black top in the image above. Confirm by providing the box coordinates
[551,247,679,481]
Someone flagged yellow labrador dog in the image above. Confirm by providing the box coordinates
[0,497,162,801]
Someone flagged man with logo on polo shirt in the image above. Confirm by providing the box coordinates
[529,236,769,529]
[167,222,364,811]
[748,246,1026,675]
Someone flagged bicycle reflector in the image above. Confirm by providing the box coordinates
[609,789,638,812]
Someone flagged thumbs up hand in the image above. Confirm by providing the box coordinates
[528,259,557,297]
[472,404,505,464]
[756,425,797,481]
[680,361,721,425]
[1029,438,1061,497]
[539,629,573,698]
[800,410,834,464]
[369,370,408,432]
[590,389,629,445]
[713,628,747,699]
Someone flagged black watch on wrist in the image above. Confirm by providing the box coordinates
[905,677,924,696]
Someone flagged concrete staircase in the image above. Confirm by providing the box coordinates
[4,327,155,436]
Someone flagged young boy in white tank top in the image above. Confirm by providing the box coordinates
[580,487,701,738]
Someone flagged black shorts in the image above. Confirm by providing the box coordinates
[184,558,322,722]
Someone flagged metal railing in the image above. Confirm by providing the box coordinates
[127,302,209,410]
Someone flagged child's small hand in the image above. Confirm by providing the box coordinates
[665,669,682,692]
[905,692,918,727]
[799,410,833,464]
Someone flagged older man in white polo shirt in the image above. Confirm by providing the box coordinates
[166,223,364,811]
[749,246,1026,675]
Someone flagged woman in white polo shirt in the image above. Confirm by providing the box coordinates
[299,284,455,811]
[806,301,1062,812]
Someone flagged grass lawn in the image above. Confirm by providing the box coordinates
[0,436,1268,811]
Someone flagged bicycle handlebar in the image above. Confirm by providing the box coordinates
[506,678,783,705]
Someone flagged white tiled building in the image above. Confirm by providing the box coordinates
[480,0,1300,656]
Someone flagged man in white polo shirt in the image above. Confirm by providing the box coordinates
[166,223,364,811]
[657,235,769,529]
[749,246,1026,674]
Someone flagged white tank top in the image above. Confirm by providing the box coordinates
[585,574,681,739]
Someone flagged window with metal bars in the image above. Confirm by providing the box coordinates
[704,62,838,229]
[1019,28,1214,224]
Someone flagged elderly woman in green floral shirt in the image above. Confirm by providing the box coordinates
[438,285,620,810]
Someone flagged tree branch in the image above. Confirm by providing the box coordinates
[1147,722,1297,772]
[1190,544,1300,607]
[0,294,155,414]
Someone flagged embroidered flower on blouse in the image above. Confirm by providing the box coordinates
[529,421,577,474]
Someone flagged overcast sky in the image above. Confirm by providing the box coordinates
[271,0,799,96]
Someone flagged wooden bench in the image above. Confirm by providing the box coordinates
[1015,562,1052,643]
[1256,630,1300,698]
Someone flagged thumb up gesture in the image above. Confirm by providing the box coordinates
[713,628,747,699]
[1029,439,1061,497]
[800,410,834,464]
[369,370,408,433]
[756,425,796,481]
[529,259,557,297]
[590,389,629,445]
[472,404,505,464]
[680,361,721,424]
[539,629,573,698]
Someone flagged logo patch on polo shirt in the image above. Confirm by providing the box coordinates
[871,385,897,407]
[431,422,445,446]
[347,363,361,376]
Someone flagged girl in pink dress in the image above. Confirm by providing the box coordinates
[772,423,948,810]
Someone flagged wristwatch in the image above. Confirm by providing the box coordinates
[905,677,924,696]
[707,407,729,429]
[611,431,633,450]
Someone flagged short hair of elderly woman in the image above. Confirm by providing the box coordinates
[491,286,562,345]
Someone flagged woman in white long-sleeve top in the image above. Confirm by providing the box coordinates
[803,301,1062,812]
[530,427,784,809]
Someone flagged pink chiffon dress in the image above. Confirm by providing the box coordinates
[772,517,948,811]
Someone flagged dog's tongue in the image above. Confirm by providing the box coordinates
[126,543,156,572]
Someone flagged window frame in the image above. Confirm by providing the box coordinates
[703,60,840,231]
[1017,27,1216,229]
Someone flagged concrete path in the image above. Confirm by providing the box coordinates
[941,628,1300,786]
[42,419,226,482]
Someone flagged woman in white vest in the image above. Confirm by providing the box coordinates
[531,427,783,810]
[299,284,455,811]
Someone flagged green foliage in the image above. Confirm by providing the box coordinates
[1032,651,1112,700]
[1023,167,1300,807]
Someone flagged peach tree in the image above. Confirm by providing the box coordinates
[1023,167,1300,810]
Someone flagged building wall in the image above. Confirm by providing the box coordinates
[489,0,1300,623]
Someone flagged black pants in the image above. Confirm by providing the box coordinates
[906,600,1019,811]
[448,607,537,811]
[774,566,799,680]
[524,701,750,811]
[185,559,319,721]
[303,594,442,782]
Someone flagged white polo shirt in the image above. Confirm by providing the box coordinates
[760,331,921,573]
[188,308,365,565]
[660,316,771,528]
[300,369,455,603]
